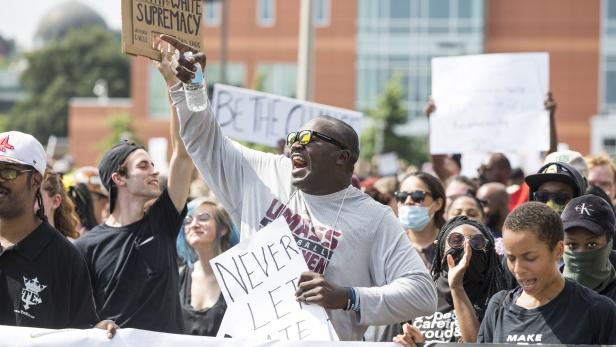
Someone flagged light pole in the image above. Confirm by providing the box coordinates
[296,0,314,101]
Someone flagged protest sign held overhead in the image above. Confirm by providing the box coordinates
[212,84,363,147]
[429,53,550,154]
[121,0,203,60]
[210,217,334,341]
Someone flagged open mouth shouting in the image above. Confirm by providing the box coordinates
[291,153,309,177]
[517,278,538,293]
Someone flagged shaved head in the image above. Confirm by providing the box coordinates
[305,115,360,165]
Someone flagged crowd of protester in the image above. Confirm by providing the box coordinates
[2,35,616,344]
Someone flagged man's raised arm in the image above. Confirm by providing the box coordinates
[155,40,192,212]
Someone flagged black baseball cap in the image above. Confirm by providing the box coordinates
[98,140,144,213]
[561,194,616,236]
[526,161,587,199]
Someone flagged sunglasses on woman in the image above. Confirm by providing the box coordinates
[394,190,431,204]
[286,130,347,150]
[447,232,489,251]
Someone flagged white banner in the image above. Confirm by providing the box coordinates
[211,218,333,341]
[429,53,550,154]
[0,325,394,347]
[212,84,363,147]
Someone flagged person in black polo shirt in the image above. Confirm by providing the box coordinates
[0,131,116,336]
[478,202,616,344]
[561,194,616,300]
[74,56,193,333]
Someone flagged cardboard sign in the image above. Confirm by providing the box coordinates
[212,84,363,147]
[121,0,203,60]
[210,218,333,341]
[429,53,550,154]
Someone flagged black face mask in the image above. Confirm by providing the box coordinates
[437,247,489,312]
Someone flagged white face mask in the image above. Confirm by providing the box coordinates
[398,205,432,231]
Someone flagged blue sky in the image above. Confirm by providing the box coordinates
[0,0,122,49]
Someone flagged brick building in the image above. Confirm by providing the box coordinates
[69,0,614,166]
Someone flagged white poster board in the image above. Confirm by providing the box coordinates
[212,84,363,147]
[429,53,550,154]
[377,152,399,177]
[210,218,333,341]
[0,325,391,347]
[148,137,169,176]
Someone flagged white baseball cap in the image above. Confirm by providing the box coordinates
[544,150,588,179]
[0,131,47,176]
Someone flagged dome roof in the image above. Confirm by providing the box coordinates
[35,1,107,44]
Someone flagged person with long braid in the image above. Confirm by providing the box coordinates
[394,216,506,345]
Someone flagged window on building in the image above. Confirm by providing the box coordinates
[206,63,247,87]
[429,0,450,18]
[356,0,485,120]
[257,0,276,27]
[314,0,330,27]
[204,1,221,27]
[606,70,616,104]
[458,0,473,18]
[608,0,616,19]
[149,65,170,119]
[256,63,297,97]
[604,137,616,156]
[390,0,411,19]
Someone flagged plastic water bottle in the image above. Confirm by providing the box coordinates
[183,52,207,112]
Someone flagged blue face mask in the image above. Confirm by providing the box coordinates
[398,205,432,231]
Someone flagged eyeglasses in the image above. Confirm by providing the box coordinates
[532,191,572,205]
[447,232,489,251]
[183,212,212,226]
[286,130,347,150]
[0,167,34,181]
[394,190,432,204]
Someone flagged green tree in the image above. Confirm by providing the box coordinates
[7,27,129,142]
[361,75,427,166]
[97,112,142,152]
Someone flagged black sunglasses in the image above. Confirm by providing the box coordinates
[286,130,347,150]
[394,190,431,204]
[532,191,572,205]
[447,232,489,251]
[0,167,34,181]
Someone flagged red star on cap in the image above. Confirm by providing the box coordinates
[0,136,14,153]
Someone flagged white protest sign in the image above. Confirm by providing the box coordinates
[429,53,550,154]
[210,218,333,341]
[212,84,363,147]
[377,152,399,177]
[148,137,169,176]
[0,326,393,347]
